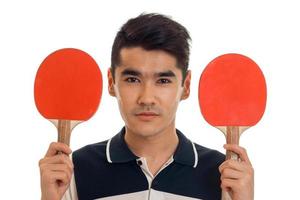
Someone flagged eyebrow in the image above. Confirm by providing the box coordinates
[121,69,141,77]
[121,69,176,78]
[156,70,176,77]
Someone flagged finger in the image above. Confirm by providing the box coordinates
[40,163,73,185]
[219,159,248,173]
[221,175,254,195]
[41,163,74,174]
[224,144,251,164]
[219,160,254,185]
[220,168,244,180]
[45,142,72,157]
[43,166,72,183]
[40,154,73,169]
[43,171,72,185]
[220,178,238,191]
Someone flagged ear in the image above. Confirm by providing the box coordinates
[108,68,116,97]
[181,70,191,100]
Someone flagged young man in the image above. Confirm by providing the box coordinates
[39,13,254,200]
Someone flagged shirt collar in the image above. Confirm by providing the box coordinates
[173,129,199,168]
[106,127,198,168]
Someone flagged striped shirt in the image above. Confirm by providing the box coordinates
[62,128,225,200]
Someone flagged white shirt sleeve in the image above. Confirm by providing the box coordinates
[61,154,78,200]
[61,172,78,200]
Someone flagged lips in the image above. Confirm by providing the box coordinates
[135,112,159,121]
[136,112,159,116]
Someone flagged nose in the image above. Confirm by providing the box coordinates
[137,82,156,106]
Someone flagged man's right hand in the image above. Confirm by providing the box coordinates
[39,142,73,200]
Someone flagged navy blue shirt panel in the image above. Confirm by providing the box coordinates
[73,141,149,199]
[152,145,224,199]
[72,129,225,200]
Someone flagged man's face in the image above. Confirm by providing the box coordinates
[108,47,191,138]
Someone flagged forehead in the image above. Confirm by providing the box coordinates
[117,47,180,75]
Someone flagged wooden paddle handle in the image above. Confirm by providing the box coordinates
[226,126,240,160]
[57,119,71,146]
[222,126,240,200]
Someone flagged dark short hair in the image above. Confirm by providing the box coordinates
[110,13,191,84]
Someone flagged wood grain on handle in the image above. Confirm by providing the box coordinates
[222,126,240,200]
[57,119,71,146]
[226,126,240,160]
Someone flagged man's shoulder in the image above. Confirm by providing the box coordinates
[193,142,225,167]
[72,140,109,162]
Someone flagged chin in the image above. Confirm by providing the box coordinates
[126,122,164,138]
[123,114,175,138]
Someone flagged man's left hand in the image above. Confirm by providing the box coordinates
[219,144,254,200]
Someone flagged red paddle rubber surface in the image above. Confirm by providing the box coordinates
[34,48,102,121]
[199,53,267,126]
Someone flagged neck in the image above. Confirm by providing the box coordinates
[124,125,179,160]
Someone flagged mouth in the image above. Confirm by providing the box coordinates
[135,112,159,121]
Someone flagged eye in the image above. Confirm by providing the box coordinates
[157,78,172,84]
[125,77,140,83]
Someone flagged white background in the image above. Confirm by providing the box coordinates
[0,0,299,199]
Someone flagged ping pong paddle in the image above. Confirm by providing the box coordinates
[198,53,267,199]
[34,48,102,146]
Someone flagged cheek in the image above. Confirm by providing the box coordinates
[115,86,136,112]
[160,87,182,112]
[160,85,183,102]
